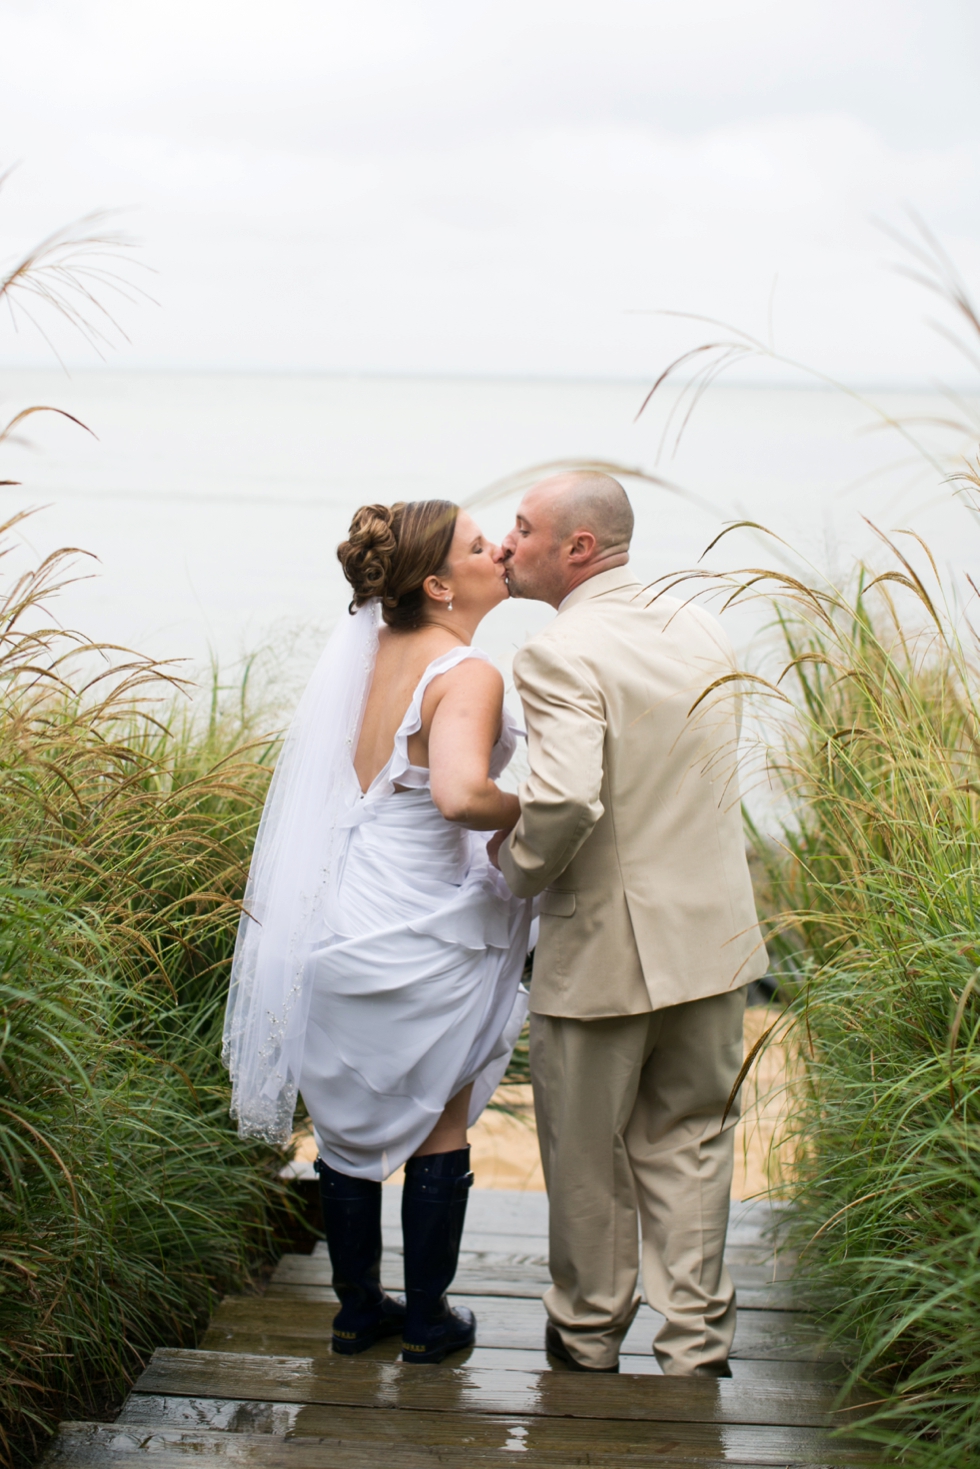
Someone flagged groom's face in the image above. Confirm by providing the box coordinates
[500,487,566,606]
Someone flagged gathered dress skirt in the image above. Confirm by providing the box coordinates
[300,786,531,1181]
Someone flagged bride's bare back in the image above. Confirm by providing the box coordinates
[354,626,516,831]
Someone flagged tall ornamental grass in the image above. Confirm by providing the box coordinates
[689,522,980,1467]
[0,517,280,1467]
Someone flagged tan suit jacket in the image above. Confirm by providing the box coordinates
[499,567,768,1018]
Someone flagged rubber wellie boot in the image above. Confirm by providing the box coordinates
[400,1146,476,1363]
[314,1156,406,1354]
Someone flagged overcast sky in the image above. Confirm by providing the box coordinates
[1,0,979,381]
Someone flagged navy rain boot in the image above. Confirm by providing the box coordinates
[400,1146,476,1364]
[314,1157,406,1354]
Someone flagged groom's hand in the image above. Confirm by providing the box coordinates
[486,829,508,870]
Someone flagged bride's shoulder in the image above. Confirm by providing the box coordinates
[426,647,503,704]
[437,647,501,684]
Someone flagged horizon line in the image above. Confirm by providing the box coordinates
[0,362,974,395]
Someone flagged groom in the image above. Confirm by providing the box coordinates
[489,471,768,1376]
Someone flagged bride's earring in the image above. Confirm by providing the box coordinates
[447,599,453,612]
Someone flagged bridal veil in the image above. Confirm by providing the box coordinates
[222,600,380,1145]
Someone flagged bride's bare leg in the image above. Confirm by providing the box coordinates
[412,1083,474,1158]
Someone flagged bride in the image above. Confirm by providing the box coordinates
[223,499,532,1364]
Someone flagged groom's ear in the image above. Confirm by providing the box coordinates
[566,528,598,564]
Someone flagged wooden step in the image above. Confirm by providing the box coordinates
[287,1248,800,1307]
[38,1191,862,1469]
[375,1191,787,1246]
[115,1389,871,1453]
[244,1291,832,1363]
[133,1347,851,1428]
[203,1332,841,1383]
[42,1417,881,1467]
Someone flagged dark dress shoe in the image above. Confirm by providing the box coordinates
[693,1360,733,1377]
[545,1321,620,1372]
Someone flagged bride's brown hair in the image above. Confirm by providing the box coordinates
[337,500,459,630]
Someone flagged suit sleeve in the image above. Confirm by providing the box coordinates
[498,638,606,899]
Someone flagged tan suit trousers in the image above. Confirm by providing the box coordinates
[530,987,746,1373]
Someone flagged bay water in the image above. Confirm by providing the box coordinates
[0,369,974,700]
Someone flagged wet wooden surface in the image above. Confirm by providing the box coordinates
[207,1292,832,1363]
[273,1245,800,1309]
[46,1419,879,1467]
[134,1347,843,1426]
[40,1191,880,1468]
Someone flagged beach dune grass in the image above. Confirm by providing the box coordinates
[0,519,283,1468]
[708,534,980,1467]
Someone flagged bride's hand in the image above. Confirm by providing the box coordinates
[486,829,510,870]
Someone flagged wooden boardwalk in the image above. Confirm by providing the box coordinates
[41,1190,881,1468]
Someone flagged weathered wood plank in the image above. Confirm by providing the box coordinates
[379,1191,786,1252]
[199,1332,841,1385]
[382,1190,550,1238]
[280,1251,552,1298]
[200,1332,839,1383]
[43,1420,880,1467]
[270,1275,797,1311]
[283,1251,801,1308]
[134,1349,847,1428]
[343,1236,795,1273]
[253,1292,831,1362]
[117,1392,858,1448]
[368,1251,795,1280]
[313,1240,556,1262]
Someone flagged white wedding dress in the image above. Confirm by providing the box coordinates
[299,644,531,1180]
[223,603,531,1174]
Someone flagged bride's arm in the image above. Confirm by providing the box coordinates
[427,660,521,832]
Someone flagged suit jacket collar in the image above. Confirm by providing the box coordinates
[557,565,642,615]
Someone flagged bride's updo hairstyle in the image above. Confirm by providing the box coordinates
[338,500,459,629]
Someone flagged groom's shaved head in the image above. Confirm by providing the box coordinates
[502,470,634,607]
[541,471,634,553]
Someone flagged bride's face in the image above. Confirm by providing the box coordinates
[440,511,508,616]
